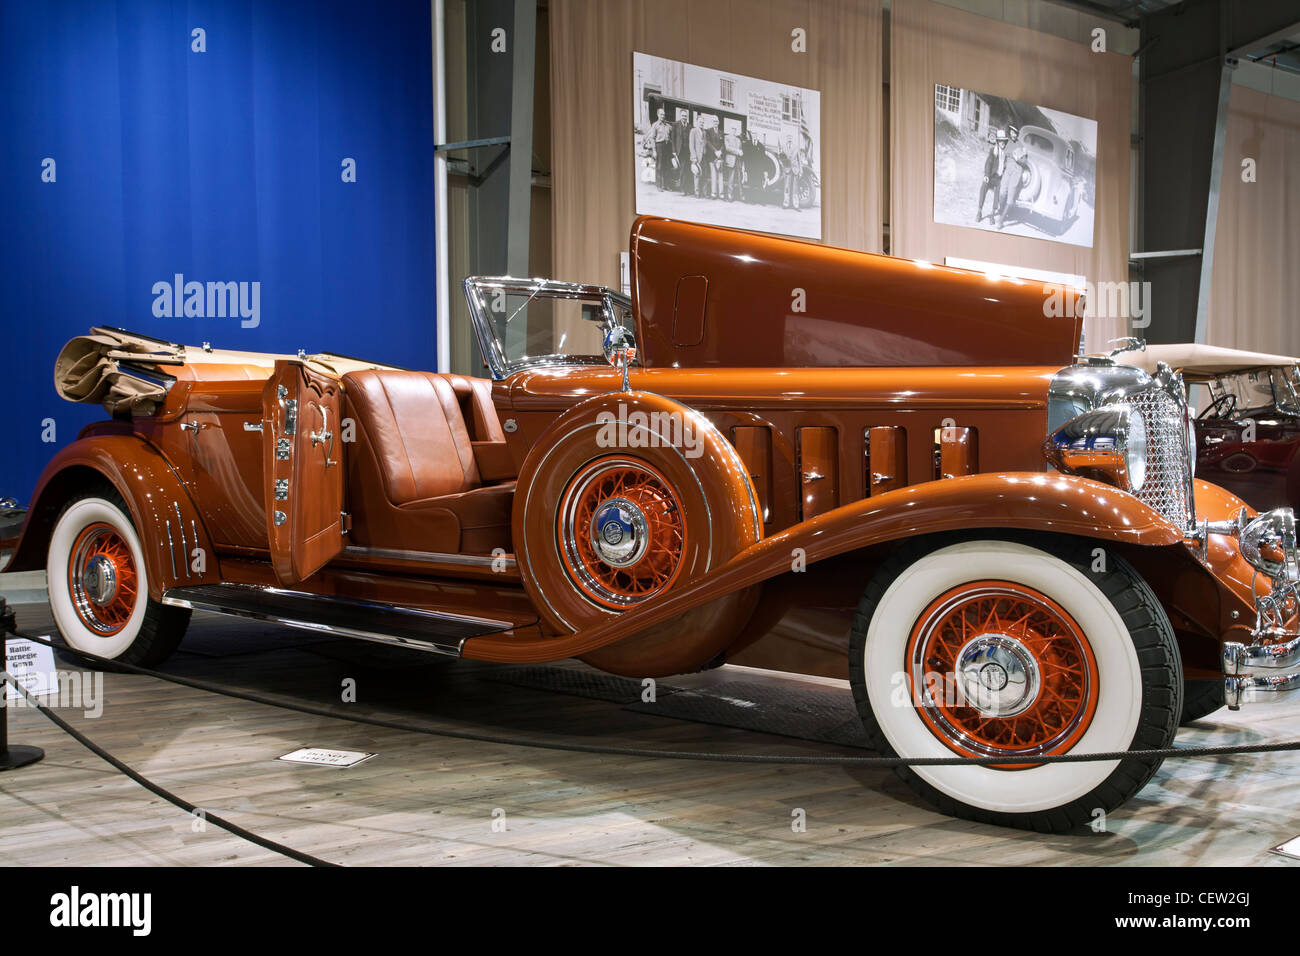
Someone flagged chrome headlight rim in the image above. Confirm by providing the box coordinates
[1044,403,1148,494]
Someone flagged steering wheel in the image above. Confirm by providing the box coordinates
[1198,392,1237,421]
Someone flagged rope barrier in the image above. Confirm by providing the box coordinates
[0,670,337,867]
[7,626,1300,769]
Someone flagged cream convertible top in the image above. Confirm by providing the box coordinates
[54,327,399,416]
[1123,343,1300,382]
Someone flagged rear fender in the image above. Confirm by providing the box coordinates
[3,435,219,599]
[462,471,1185,663]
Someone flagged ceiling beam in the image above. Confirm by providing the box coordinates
[1224,0,1300,58]
[1041,0,1142,28]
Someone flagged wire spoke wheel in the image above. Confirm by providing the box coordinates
[48,491,191,666]
[66,521,140,635]
[906,581,1099,768]
[850,537,1180,830]
[557,456,687,609]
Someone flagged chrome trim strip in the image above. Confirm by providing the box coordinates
[164,520,177,579]
[111,359,178,390]
[341,546,516,570]
[173,502,190,578]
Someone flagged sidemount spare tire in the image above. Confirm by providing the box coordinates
[512,391,763,676]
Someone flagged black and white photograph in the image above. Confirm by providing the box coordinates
[933,84,1098,247]
[633,51,822,239]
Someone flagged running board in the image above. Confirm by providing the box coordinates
[161,583,513,657]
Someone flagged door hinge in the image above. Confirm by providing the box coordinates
[340,511,352,535]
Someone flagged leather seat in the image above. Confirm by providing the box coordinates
[342,369,514,554]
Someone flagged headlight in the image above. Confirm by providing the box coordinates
[1126,409,1147,491]
[1043,404,1148,493]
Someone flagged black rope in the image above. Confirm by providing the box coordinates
[0,670,338,867]
[8,626,1300,768]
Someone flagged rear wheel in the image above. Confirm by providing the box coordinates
[849,536,1181,832]
[47,489,190,667]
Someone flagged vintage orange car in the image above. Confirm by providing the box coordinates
[4,216,1298,832]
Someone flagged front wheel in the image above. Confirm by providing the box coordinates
[1179,679,1225,725]
[47,489,190,667]
[849,536,1181,832]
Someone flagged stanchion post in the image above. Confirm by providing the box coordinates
[0,597,44,771]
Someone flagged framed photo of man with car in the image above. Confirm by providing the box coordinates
[933,84,1098,248]
[632,51,823,240]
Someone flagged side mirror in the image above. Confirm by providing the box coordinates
[603,326,637,393]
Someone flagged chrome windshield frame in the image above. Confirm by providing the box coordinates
[462,276,635,381]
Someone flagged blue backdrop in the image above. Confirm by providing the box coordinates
[0,0,436,502]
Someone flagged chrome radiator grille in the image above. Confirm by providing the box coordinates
[1128,386,1192,530]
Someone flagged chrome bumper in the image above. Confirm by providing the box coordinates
[1224,671,1300,707]
[1223,627,1300,707]
[1194,507,1300,709]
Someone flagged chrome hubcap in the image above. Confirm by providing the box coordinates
[81,554,118,606]
[955,634,1042,717]
[589,497,649,568]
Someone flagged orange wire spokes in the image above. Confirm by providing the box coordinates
[558,457,687,609]
[906,581,1099,766]
[67,522,139,635]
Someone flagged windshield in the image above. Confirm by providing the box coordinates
[1207,366,1300,415]
[463,277,636,380]
[1274,366,1300,414]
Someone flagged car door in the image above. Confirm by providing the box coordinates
[261,360,346,584]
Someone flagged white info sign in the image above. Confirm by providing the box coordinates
[4,637,58,701]
[278,748,377,768]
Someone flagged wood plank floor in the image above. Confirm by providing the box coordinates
[3,600,1299,867]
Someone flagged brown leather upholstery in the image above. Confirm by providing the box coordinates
[344,370,481,503]
[446,374,506,443]
[341,369,514,554]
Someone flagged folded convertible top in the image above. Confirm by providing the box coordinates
[54,328,178,416]
[54,327,405,417]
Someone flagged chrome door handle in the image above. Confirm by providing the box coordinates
[180,420,206,433]
[242,421,264,432]
[310,407,336,466]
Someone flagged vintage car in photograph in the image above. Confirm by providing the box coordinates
[1007,124,1082,228]
[1133,344,1300,516]
[3,216,1298,833]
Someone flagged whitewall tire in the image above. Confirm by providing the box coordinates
[849,535,1181,832]
[47,490,190,667]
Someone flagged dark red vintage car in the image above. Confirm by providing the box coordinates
[3,217,1298,832]
[1134,344,1300,514]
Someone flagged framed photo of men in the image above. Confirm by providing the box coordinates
[933,85,1098,248]
[633,51,822,240]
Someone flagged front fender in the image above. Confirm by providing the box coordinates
[462,472,1182,663]
[2,435,219,599]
